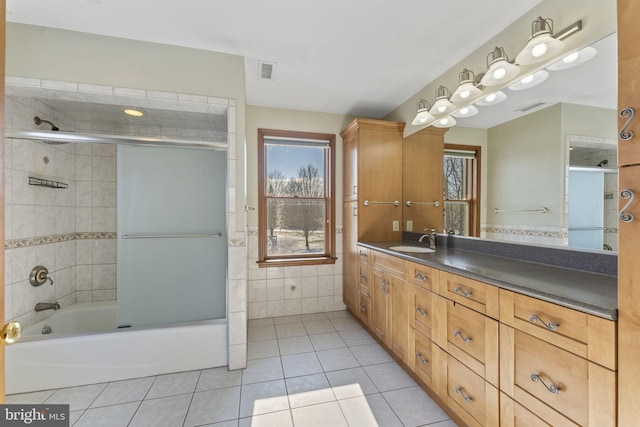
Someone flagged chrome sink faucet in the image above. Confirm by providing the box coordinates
[35,302,60,312]
[418,228,437,249]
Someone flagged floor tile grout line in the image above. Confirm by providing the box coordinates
[180,370,203,427]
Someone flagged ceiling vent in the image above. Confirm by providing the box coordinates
[516,102,546,112]
[258,61,276,80]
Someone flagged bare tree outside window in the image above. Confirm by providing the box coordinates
[258,129,336,265]
[444,156,468,235]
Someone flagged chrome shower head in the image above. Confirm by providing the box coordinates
[34,116,60,131]
[597,159,609,167]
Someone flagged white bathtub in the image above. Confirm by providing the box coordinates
[6,301,228,394]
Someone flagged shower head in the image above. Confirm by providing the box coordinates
[34,116,60,131]
[33,116,70,144]
[597,159,609,167]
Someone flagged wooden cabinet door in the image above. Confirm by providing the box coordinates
[342,133,358,202]
[402,127,446,233]
[372,268,390,344]
[390,276,407,362]
[618,0,640,166]
[342,201,358,311]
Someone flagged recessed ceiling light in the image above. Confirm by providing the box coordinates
[124,109,144,117]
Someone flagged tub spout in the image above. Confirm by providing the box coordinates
[35,302,60,312]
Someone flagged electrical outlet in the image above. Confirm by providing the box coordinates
[406,220,413,231]
[393,220,399,232]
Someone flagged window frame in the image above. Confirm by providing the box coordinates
[444,144,481,237]
[257,128,336,267]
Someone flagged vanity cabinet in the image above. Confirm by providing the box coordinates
[355,246,617,427]
[341,118,405,313]
[500,289,616,426]
[357,247,371,326]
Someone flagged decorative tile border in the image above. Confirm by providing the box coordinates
[229,238,247,247]
[482,226,568,239]
[5,232,116,249]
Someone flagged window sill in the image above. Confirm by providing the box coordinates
[257,257,337,268]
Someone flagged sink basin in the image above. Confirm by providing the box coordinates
[388,245,435,254]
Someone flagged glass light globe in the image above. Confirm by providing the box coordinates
[493,67,506,80]
[531,42,548,58]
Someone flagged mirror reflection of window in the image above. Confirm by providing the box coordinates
[444,146,481,236]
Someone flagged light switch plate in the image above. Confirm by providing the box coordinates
[406,220,413,231]
[393,220,399,232]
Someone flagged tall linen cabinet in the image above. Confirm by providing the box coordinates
[341,118,405,313]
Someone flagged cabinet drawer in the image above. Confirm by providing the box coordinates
[358,247,370,263]
[500,289,616,370]
[359,263,371,294]
[441,272,499,318]
[499,392,576,427]
[514,330,587,425]
[406,261,438,291]
[371,250,405,275]
[501,325,616,427]
[445,354,499,427]
[412,329,436,388]
[358,290,371,327]
[445,301,499,386]
[409,284,435,340]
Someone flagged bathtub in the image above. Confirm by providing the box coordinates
[5,301,228,394]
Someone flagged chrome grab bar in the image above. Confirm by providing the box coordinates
[494,207,549,214]
[364,200,400,207]
[405,201,440,207]
[122,233,223,239]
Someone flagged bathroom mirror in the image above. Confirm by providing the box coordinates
[403,32,618,253]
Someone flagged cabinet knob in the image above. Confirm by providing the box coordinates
[454,329,472,344]
[530,373,560,394]
[454,286,473,298]
[454,386,473,403]
[415,307,428,317]
[528,314,558,332]
[619,189,635,223]
[620,107,636,141]
[416,352,428,365]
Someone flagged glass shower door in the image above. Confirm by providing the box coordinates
[117,145,227,328]
[568,170,604,251]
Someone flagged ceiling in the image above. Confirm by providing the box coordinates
[6,0,543,119]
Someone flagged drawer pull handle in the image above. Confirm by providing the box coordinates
[360,305,367,313]
[531,373,560,395]
[415,272,428,282]
[454,329,472,343]
[360,274,368,283]
[454,386,473,403]
[416,352,428,365]
[619,189,635,223]
[415,307,428,317]
[359,251,368,258]
[454,286,472,298]
[529,314,558,331]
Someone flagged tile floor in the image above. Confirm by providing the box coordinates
[7,310,459,427]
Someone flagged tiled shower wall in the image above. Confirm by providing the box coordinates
[5,96,117,328]
[246,225,346,319]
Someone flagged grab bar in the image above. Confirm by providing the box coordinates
[494,207,549,214]
[363,200,400,207]
[122,233,223,239]
[405,201,440,207]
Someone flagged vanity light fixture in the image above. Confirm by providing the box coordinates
[515,17,565,65]
[547,46,597,71]
[429,86,456,116]
[508,69,549,91]
[479,47,520,87]
[452,105,479,118]
[124,109,144,117]
[451,69,483,104]
[411,99,436,126]
[475,90,507,106]
[432,116,456,128]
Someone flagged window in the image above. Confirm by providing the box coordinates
[444,144,481,236]
[258,129,336,266]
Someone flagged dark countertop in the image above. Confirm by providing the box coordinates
[358,240,618,320]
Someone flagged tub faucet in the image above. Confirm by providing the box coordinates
[418,229,437,249]
[35,302,60,312]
